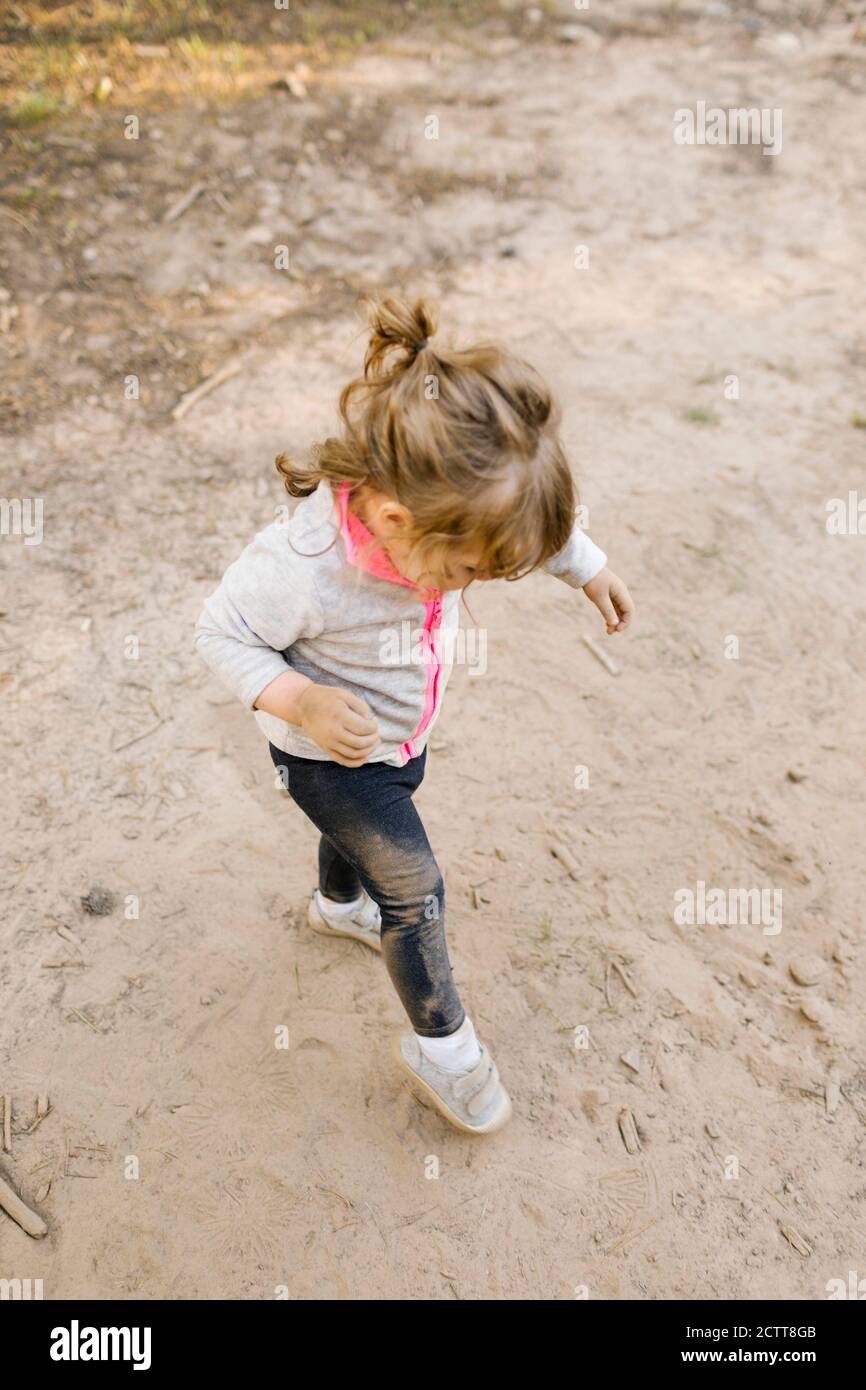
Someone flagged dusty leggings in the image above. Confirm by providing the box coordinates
[269,743,465,1038]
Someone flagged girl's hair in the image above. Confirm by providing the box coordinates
[275,296,577,582]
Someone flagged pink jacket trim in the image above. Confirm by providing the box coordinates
[335,483,444,762]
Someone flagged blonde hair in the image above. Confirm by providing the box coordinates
[276,296,578,582]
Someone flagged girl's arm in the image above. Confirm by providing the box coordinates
[254,670,379,766]
[195,524,380,765]
[541,515,607,589]
[542,515,634,634]
[194,524,324,711]
[252,668,314,725]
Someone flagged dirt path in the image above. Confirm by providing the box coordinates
[2,2,865,1299]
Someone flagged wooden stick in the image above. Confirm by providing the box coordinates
[0,1169,47,1238]
[68,1008,103,1034]
[112,719,165,753]
[581,634,620,676]
[172,359,242,422]
[25,1096,51,1135]
[547,838,580,881]
[781,1224,812,1258]
[606,1215,658,1255]
[618,1107,641,1154]
[56,925,83,949]
[611,959,638,997]
[163,180,204,224]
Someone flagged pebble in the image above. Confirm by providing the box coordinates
[799,998,833,1029]
[788,954,827,986]
[80,884,116,916]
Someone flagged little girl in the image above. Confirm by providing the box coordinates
[195,298,633,1135]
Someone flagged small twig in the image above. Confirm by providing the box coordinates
[581,634,620,676]
[163,180,204,224]
[2,1095,11,1153]
[56,925,84,950]
[618,1107,641,1154]
[611,959,638,997]
[67,1008,104,1035]
[606,1216,658,1255]
[547,838,580,881]
[761,1184,790,1213]
[317,1186,354,1209]
[25,1097,51,1135]
[172,359,242,422]
[780,1224,813,1258]
[112,720,165,753]
[0,1168,47,1238]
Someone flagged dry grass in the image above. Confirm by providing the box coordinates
[0,0,498,127]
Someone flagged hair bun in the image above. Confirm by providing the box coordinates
[362,296,438,378]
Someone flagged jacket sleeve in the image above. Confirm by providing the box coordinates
[194,524,324,708]
[541,515,607,589]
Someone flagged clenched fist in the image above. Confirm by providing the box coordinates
[296,684,380,767]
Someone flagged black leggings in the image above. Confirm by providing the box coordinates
[269,744,465,1038]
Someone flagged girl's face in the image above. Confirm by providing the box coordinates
[406,545,488,593]
[353,488,490,592]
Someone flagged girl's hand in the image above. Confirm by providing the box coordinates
[297,684,380,767]
[582,567,634,634]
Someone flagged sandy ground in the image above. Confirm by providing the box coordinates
[2,1,866,1299]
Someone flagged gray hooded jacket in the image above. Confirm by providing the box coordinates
[194,480,607,766]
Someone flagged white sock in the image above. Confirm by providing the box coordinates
[316,889,364,918]
[417,1015,482,1073]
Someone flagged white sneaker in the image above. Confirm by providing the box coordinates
[393,1032,513,1134]
[306,889,382,953]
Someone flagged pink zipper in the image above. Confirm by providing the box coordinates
[334,482,444,765]
[398,595,443,763]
